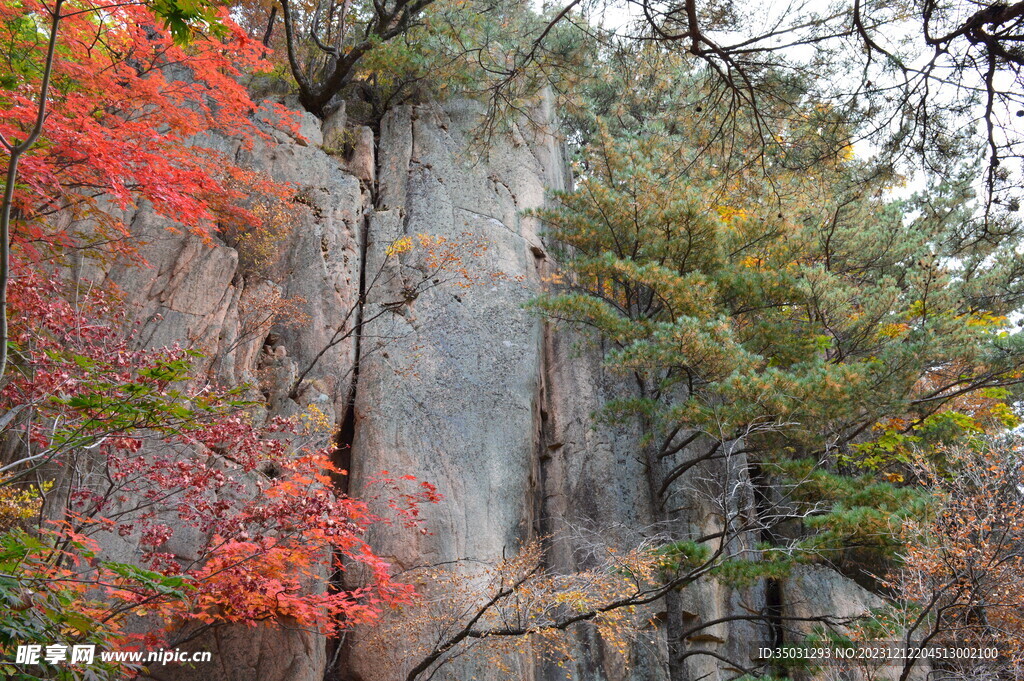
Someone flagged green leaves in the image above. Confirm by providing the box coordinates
[104,562,194,600]
[710,548,800,588]
[535,110,1024,451]
[148,0,226,44]
[653,540,711,572]
[41,353,252,457]
[532,86,1024,586]
[0,530,127,681]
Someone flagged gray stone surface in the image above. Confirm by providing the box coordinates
[95,103,366,681]
[784,564,884,628]
[240,134,366,420]
[537,326,670,681]
[783,566,929,681]
[322,102,348,151]
[254,100,324,147]
[78,91,909,681]
[345,99,563,680]
[349,126,376,185]
[144,623,327,681]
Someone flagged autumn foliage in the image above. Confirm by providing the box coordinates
[8,0,1024,679]
[0,256,441,671]
[0,0,298,261]
[0,0,443,676]
[363,538,667,681]
[887,442,1024,678]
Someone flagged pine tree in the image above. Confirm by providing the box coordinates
[532,74,1024,587]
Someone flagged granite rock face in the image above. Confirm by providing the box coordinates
[356,99,561,558]
[90,95,893,681]
[90,115,367,681]
[343,99,564,681]
[98,122,366,426]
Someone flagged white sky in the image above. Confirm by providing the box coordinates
[530,0,1024,202]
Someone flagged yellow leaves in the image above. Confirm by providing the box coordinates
[386,235,413,257]
[213,167,299,277]
[964,310,1008,329]
[540,271,565,291]
[904,299,927,319]
[360,538,661,676]
[297,404,333,436]
[904,303,1007,336]
[385,231,505,292]
[386,232,462,258]
[0,477,51,531]
[715,205,747,225]
[875,322,910,340]
[986,402,1019,429]
[553,589,588,611]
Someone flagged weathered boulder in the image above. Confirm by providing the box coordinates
[783,565,929,681]
[784,564,885,628]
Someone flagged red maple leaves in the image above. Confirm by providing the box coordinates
[1,0,294,262]
[1,259,439,647]
[0,0,438,655]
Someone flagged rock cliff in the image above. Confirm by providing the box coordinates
[90,96,889,681]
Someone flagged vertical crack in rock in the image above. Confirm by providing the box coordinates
[332,388,356,496]
[324,184,373,681]
[765,579,784,652]
[750,462,785,660]
[340,98,557,681]
[533,250,556,566]
[330,188,372,495]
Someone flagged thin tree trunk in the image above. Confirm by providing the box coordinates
[0,0,65,383]
[262,5,277,47]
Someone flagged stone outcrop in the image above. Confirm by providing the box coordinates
[341,97,564,681]
[81,109,369,681]
[91,94,894,681]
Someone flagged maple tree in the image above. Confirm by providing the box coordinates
[0,4,533,671]
[5,0,1024,678]
[0,0,301,382]
[0,1,450,675]
[0,0,60,383]
[0,260,441,677]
